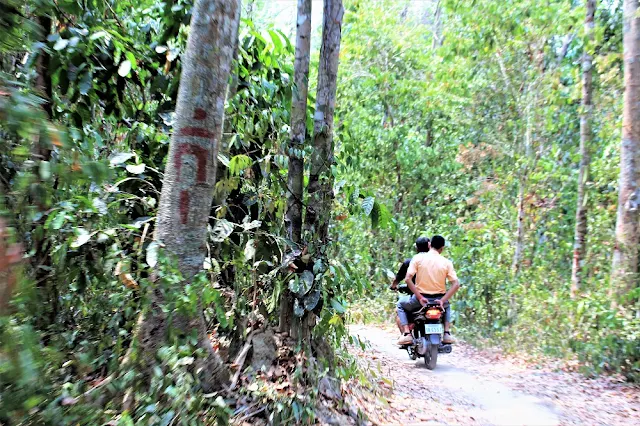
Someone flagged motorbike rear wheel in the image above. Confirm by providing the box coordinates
[424,343,438,369]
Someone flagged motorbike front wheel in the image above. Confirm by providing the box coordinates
[424,343,438,369]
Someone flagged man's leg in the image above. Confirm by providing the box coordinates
[396,295,422,345]
[396,315,403,334]
[395,295,409,334]
[442,301,455,344]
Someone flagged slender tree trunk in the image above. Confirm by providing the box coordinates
[431,0,442,50]
[611,0,640,298]
[279,0,312,334]
[139,0,240,391]
[286,0,312,247]
[304,0,344,244]
[382,100,403,212]
[294,0,344,341]
[512,181,526,275]
[571,0,595,298]
[512,101,533,276]
[245,0,255,19]
[36,16,53,120]
[217,13,242,203]
[32,15,55,330]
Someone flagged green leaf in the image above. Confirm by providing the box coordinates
[244,239,256,260]
[330,299,346,314]
[299,270,314,295]
[211,219,234,242]
[241,219,262,230]
[118,60,132,77]
[79,72,92,95]
[268,29,283,52]
[146,242,159,267]
[294,298,305,317]
[89,31,108,41]
[125,51,137,70]
[303,288,321,311]
[218,153,230,167]
[229,154,252,175]
[109,152,134,165]
[92,199,108,215]
[71,229,91,248]
[159,411,175,426]
[53,38,69,51]
[48,212,67,230]
[361,196,375,216]
[289,278,301,295]
[39,161,51,181]
[126,163,146,174]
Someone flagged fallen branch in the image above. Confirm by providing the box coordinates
[229,331,255,391]
[235,406,266,424]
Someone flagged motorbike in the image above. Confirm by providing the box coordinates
[397,284,452,369]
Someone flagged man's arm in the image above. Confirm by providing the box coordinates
[440,278,460,304]
[391,278,398,290]
[404,265,427,305]
[392,259,410,290]
[436,261,460,308]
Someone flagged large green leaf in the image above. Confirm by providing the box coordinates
[361,196,375,216]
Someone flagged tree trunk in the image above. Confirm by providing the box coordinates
[286,0,312,247]
[32,15,55,331]
[512,100,533,276]
[217,13,242,204]
[139,0,240,391]
[279,0,312,334]
[294,0,344,341]
[385,102,405,213]
[36,16,53,120]
[611,0,640,298]
[512,181,526,275]
[304,0,344,243]
[431,0,442,50]
[571,0,595,298]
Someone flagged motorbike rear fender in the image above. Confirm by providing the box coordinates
[429,333,441,346]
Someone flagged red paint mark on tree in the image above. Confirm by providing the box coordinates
[179,191,190,224]
[179,127,215,138]
[193,108,207,120]
[174,143,209,183]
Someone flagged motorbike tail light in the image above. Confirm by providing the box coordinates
[426,309,442,319]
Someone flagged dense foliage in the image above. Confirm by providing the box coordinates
[1,0,639,424]
[338,0,638,381]
[0,1,359,424]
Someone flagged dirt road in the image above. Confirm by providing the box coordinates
[347,325,639,426]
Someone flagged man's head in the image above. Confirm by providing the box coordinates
[431,235,446,252]
[415,237,430,253]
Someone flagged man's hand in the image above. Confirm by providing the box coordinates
[390,279,398,291]
[418,294,428,306]
[434,299,445,310]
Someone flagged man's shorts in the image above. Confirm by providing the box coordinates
[397,294,411,305]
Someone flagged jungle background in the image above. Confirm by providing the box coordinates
[0,0,638,425]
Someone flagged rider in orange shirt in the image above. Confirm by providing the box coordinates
[397,235,460,345]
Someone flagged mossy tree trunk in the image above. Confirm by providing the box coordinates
[139,0,240,391]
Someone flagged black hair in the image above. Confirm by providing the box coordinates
[431,235,445,250]
[415,236,430,253]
